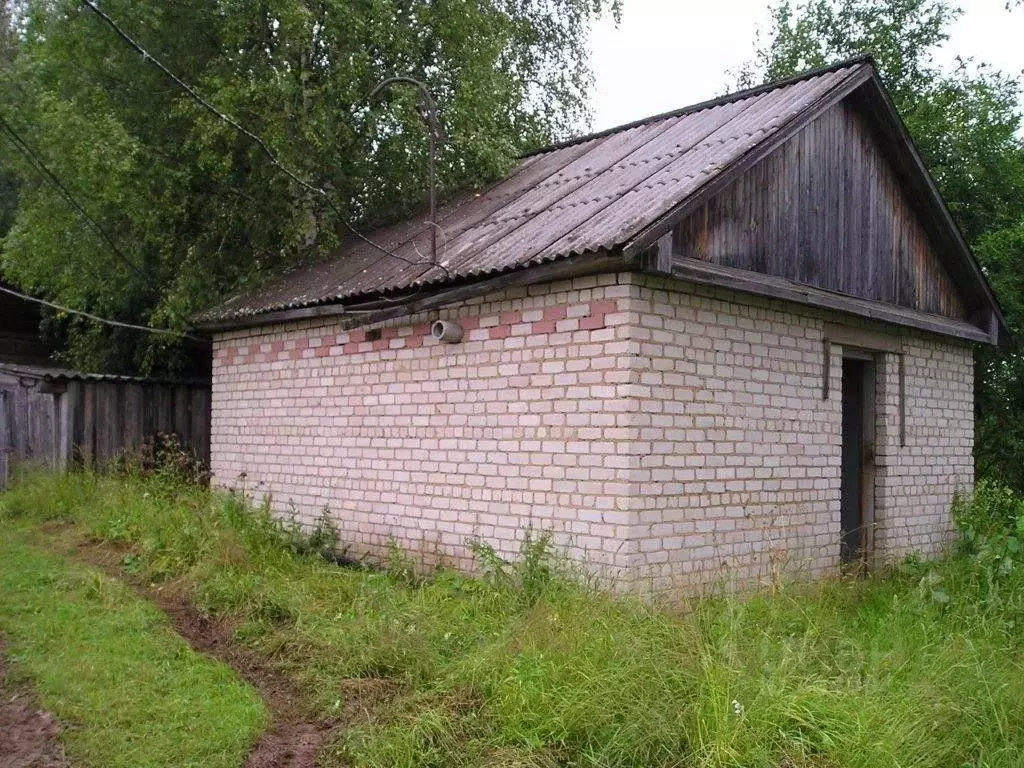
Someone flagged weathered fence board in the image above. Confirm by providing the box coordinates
[0,364,210,487]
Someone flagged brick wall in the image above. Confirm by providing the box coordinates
[211,271,975,591]
[211,273,640,580]
[873,336,973,559]
[621,277,841,592]
[622,276,973,592]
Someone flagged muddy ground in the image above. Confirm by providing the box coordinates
[70,539,399,768]
[0,635,70,768]
[5,526,403,768]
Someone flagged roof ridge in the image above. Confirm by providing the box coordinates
[522,53,876,159]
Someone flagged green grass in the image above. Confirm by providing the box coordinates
[0,520,267,768]
[5,470,1024,767]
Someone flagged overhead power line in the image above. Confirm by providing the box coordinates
[79,0,450,280]
[0,284,202,341]
[0,111,203,336]
[0,111,148,281]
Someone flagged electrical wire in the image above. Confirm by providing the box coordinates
[0,111,203,337]
[0,111,148,281]
[79,0,451,280]
[0,284,203,341]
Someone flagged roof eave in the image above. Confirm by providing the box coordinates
[194,249,629,335]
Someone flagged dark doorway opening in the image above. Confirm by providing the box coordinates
[840,356,876,565]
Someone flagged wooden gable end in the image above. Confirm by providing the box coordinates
[672,98,966,321]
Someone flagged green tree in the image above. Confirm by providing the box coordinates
[0,2,22,238]
[0,0,618,374]
[740,0,1024,492]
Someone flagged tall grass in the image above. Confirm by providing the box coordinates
[4,469,1024,767]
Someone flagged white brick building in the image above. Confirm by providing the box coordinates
[195,57,1005,591]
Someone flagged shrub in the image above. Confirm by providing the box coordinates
[953,479,1024,594]
[119,432,210,486]
[468,528,557,607]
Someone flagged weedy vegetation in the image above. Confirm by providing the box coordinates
[4,469,1024,767]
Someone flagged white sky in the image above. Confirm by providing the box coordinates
[588,0,1024,132]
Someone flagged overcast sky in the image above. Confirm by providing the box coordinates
[588,0,1024,132]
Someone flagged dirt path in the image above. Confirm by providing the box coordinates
[144,590,343,768]
[70,542,348,768]
[0,635,70,768]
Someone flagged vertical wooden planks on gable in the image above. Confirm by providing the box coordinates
[671,98,969,323]
[797,113,815,285]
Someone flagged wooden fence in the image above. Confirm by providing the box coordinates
[0,364,210,487]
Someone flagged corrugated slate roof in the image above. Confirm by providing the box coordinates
[0,362,207,387]
[195,59,870,326]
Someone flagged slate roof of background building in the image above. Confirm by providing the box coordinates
[195,57,872,326]
[0,362,207,387]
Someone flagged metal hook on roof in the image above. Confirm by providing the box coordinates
[368,76,443,267]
